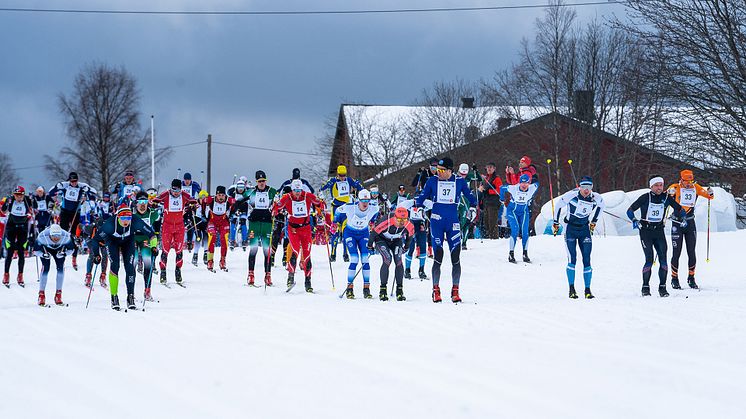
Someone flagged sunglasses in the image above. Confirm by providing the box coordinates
[436,168,448,173]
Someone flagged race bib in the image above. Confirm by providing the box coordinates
[573,199,594,218]
[348,213,368,230]
[255,191,270,209]
[679,188,696,207]
[65,187,80,201]
[123,184,136,197]
[169,196,183,212]
[513,189,530,204]
[37,200,47,212]
[437,181,456,204]
[181,185,191,196]
[11,201,26,217]
[410,207,424,221]
[291,200,308,217]
[647,202,664,222]
[337,181,350,197]
[212,201,227,216]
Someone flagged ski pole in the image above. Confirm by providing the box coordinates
[603,210,632,223]
[85,263,99,309]
[338,265,362,298]
[546,159,556,236]
[706,198,711,262]
[142,252,155,311]
[323,221,336,290]
[568,159,578,187]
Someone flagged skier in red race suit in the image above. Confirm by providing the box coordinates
[155,179,196,285]
[202,185,236,272]
[272,179,324,293]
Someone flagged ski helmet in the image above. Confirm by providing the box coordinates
[236,181,246,191]
[290,179,303,192]
[458,163,470,176]
[358,189,371,201]
[337,165,347,176]
[394,207,409,219]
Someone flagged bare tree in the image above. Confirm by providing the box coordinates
[0,153,20,195]
[49,62,169,192]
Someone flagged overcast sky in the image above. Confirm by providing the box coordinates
[0,0,626,192]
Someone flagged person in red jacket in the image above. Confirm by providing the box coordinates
[203,185,236,272]
[506,155,539,185]
[272,179,324,293]
[155,179,196,285]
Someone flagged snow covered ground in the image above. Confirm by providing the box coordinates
[2,231,746,419]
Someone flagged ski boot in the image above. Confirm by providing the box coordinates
[569,285,578,299]
[160,270,167,285]
[584,287,595,299]
[342,253,350,263]
[2,272,9,287]
[203,252,208,265]
[379,285,388,301]
[241,240,248,251]
[264,272,273,287]
[396,285,406,301]
[126,293,136,310]
[287,272,295,288]
[461,242,467,250]
[247,271,255,286]
[432,285,442,303]
[658,285,669,297]
[54,290,63,306]
[418,267,428,280]
[345,284,354,299]
[304,277,313,293]
[363,285,372,299]
[111,295,121,311]
[523,250,531,263]
[687,276,699,289]
[38,291,46,306]
[16,273,24,287]
[451,286,462,303]
[207,259,215,272]
[71,256,78,271]
[85,273,93,288]
[229,240,237,251]
[404,268,412,279]
[175,268,183,284]
[641,285,651,296]
[671,276,681,289]
[99,272,108,288]
[144,288,154,302]
[191,253,199,267]
[508,251,516,263]
[187,241,194,252]
[219,259,228,272]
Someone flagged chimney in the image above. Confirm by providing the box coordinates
[497,117,512,131]
[465,125,480,142]
[572,90,594,123]
[461,97,475,109]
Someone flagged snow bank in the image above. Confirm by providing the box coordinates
[535,187,738,235]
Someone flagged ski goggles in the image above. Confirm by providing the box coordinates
[578,183,593,191]
[136,199,149,205]
[118,215,132,222]
[358,199,370,203]
[170,187,181,193]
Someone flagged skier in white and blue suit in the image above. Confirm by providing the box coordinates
[552,176,605,300]
[415,157,477,304]
[334,189,379,299]
[501,173,539,264]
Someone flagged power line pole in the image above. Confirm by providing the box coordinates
[206,134,212,193]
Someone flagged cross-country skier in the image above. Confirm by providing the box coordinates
[33,224,75,306]
[228,180,250,250]
[191,190,209,267]
[371,206,414,301]
[335,189,379,299]
[90,204,158,310]
[278,168,315,194]
[627,176,684,297]
[321,165,363,262]
[667,169,714,289]
[203,185,236,272]
[2,186,33,287]
[155,179,196,285]
[245,170,277,286]
[389,184,410,210]
[272,179,324,293]
[83,216,109,289]
[502,174,539,263]
[403,202,428,280]
[31,186,54,232]
[111,169,140,202]
[133,191,162,301]
[552,176,605,299]
[415,157,478,303]
[48,172,96,270]
[181,172,202,251]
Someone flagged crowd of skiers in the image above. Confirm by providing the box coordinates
[0,155,714,309]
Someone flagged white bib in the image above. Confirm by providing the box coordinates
[254,191,270,210]
[212,201,227,216]
[436,181,456,204]
[168,196,183,212]
[573,199,594,218]
[647,202,664,222]
[122,184,136,197]
[679,188,697,207]
[65,187,80,202]
[512,188,531,205]
[410,207,424,221]
[291,200,308,217]
[11,201,26,217]
[337,181,350,197]
[347,210,369,230]
[36,200,47,212]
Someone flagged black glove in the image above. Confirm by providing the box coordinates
[93,254,102,265]
[151,246,159,258]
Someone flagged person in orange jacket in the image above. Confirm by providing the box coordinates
[667,169,714,289]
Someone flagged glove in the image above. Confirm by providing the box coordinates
[468,207,477,223]
[40,252,51,260]
[151,246,159,258]
[667,187,676,196]
[707,187,714,198]
[680,219,688,228]
[56,249,67,259]
[552,222,560,236]
[589,222,596,234]
[632,219,640,230]
[93,254,102,265]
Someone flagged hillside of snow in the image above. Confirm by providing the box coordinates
[2,231,746,419]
